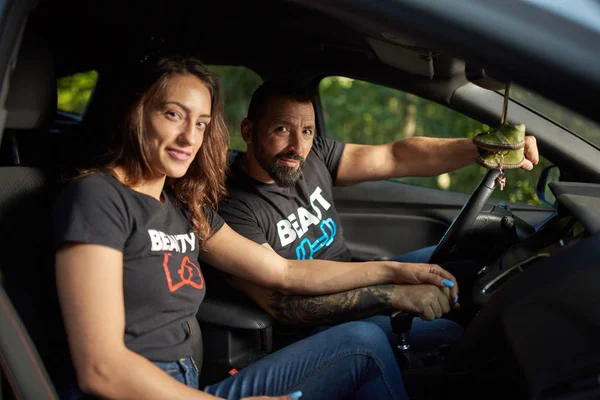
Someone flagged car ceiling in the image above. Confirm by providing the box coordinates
[24,0,600,179]
[30,0,600,124]
[292,0,600,125]
[30,0,471,103]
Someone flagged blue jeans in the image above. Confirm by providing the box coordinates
[305,246,463,358]
[63,322,406,399]
[61,358,202,399]
[310,314,463,355]
[385,245,465,351]
[202,321,408,399]
[356,314,462,354]
[153,357,200,389]
[393,245,436,264]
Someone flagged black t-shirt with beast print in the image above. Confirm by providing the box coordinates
[53,173,223,362]
[219,136,351,262]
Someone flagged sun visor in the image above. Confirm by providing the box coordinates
[367,37,434,78]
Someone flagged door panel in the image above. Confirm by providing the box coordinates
[333,180,555,261]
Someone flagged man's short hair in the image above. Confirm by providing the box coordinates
[247,79,313,123]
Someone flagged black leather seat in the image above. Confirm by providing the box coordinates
[196,266,275,386]
[0,27,206,397]
[0,18,273,400]
[0,25,60,399]
[194,150,276,386]
[0,283,58,399]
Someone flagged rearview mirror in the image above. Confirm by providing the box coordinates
[465,64,508,91]
[536,165,560,206]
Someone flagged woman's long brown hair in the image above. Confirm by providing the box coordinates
[85,56,229,243]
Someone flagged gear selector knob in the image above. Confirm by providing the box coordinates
[390,311,415,350]
[390,311,423,370]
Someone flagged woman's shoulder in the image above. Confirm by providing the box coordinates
[67,171,126,194]
[70,171,121,189]
[53,172,134,250]
[56,172,127,209]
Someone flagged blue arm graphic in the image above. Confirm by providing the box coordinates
[295,218,337,260]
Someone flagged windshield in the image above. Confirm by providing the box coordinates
[506,85,600,149]
[523,0,600,34]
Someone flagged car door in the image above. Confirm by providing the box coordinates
[314,76,555,261]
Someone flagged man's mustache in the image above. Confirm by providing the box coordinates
[275,152,305,163]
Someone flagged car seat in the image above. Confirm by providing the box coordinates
[0,23,60,400]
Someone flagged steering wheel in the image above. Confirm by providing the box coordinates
[429,169,501,265]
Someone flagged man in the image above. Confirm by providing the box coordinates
[218,79,539,352]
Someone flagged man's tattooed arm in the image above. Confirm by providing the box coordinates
[268,284,396,326]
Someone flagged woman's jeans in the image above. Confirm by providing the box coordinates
[153,356,200,390]
[158,321,408,400]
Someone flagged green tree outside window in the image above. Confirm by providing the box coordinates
[319,77,551,205]
[208,66,262,151]
[57,71,98,115]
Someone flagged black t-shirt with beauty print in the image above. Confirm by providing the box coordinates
[53,173,224,362]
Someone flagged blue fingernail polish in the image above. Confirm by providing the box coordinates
[442,279,455,288]
[290,391,303,400]
[454,295,459,303]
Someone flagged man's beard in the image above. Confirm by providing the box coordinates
[259,150,306,187]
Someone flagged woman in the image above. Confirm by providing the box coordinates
[54,55,454,400]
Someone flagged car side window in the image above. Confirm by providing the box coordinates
[208,65,262,151]
[319,76,550,205]
[57,70,99,116]
[56,66,261,152]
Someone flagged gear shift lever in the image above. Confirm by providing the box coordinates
[390,311,423,370]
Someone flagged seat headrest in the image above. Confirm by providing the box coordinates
[5,27,56,130]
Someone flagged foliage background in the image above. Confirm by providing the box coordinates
[318,77,552,205]
[57,66,600,206]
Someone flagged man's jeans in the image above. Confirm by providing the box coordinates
[393,245,437,264]
[203,321,408,399]
[311,313,464,356]
[311,246,464,356]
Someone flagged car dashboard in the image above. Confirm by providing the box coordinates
[473,181,596,307]
[450,181,600,399]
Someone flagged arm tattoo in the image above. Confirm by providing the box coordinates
[268,284,395,326]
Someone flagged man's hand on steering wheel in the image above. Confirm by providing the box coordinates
[392,262,459,305]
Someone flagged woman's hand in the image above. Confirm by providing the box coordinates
[392,262,459,304]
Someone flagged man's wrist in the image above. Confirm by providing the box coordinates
[472,134,490,159]
[468,137,483,160]
[388,284,411,311]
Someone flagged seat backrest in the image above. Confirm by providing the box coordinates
[0,283,57,399]
[0,23,65,399]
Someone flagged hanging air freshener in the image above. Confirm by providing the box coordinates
[472,84,526,190]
